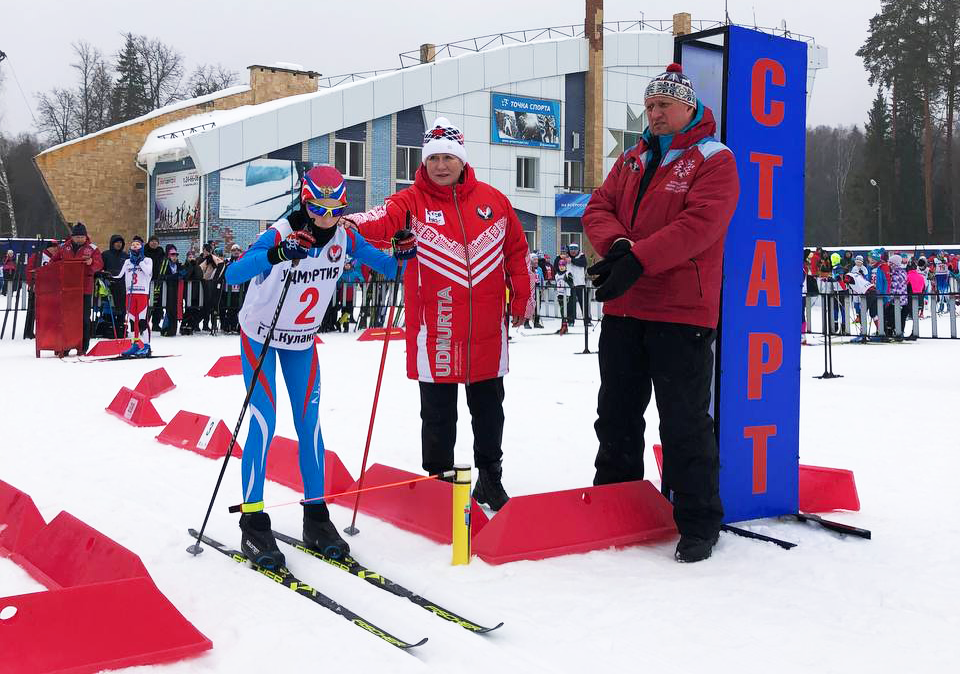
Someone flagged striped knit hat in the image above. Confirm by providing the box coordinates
[645,63,697,108]
[422,117,467,164]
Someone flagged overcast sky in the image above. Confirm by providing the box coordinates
[0,0,881,138]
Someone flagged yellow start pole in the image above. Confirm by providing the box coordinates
[452,464,472,565]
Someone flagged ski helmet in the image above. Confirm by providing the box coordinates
[301,166,346,205]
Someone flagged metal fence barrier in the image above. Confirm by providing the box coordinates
[803,290,960,340]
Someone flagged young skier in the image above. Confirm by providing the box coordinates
[115,237,154,357]
[225,166,415,569]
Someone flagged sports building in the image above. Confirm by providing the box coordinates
[39,15,826,256]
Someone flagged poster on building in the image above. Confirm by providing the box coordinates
[154,169,201,232]
[219,158,306,221]
[490,93,561,149]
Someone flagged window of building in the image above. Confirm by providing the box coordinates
[564,161,584,191]
[560,232,582,252]
[623,131,642,152]
[396,146,421,183]
[335,140,365,178]
[516,156,538,191]
[523,229,537,252]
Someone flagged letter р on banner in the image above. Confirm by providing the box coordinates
[715,27,807,523]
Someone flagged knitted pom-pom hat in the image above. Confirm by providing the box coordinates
[644,63,697,108]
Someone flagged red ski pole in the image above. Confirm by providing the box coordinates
[344,225,410,536]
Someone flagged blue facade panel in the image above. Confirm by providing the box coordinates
[344,179,366,214]
[370,116,393,207]
[267,143,302,161]
[307,136,329,163]
[539,216,557,256]
[336,123,366,142]
[396,107,425,147]
[564,73,585,162]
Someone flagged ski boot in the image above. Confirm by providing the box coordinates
[534,320,544,329]
[239,511,285,569]
[556,321,569,335]
[303,503,351,559]
[136,342,152,357]
[675,531,719,563]
[472,462,510,511]
[121,340,143,357]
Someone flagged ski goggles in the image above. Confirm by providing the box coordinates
[305,200,346,217]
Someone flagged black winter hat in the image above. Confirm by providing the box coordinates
[71,222,87,237]
[132,235,144,244]
[165,244,178,254]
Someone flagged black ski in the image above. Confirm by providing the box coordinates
[187,529,428,651]
[791,513,872,539]
[76,353,181,363]
[273,530,503,634]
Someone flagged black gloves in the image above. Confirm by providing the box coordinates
[391,229,417,260]
[587,239,643,302]
[267,231,314,265]
[587,238,633,287]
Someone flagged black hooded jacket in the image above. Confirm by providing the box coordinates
[101,234,128,274]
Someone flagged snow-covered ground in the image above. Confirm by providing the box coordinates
[1,318,958,673]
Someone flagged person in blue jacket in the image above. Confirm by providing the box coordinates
[225,165,416,568]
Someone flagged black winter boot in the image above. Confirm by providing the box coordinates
[239,511,285,569]
[674,532,719,563]
[303,503,351,559]
[472,463,510,511]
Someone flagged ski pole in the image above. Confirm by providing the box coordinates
[9,250,27,340]
[188,260,298,556]
[345,226,408,536]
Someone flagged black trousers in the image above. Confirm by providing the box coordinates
[419,377,505,475]
[594,315,723,539]
[566,286,590,326]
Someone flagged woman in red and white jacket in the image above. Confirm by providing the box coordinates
[349,117,532,510]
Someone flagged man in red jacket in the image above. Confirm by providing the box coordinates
[52,222,105,354]
[583,64,740,563]
[350,117,533,510]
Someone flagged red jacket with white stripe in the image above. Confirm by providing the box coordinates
[351,164,532,384]
[583,104,739,329]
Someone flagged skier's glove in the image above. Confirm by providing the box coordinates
[592,250,644,302]
[267,231,314,265]
[587,238,634,287]
[391,229,417,260]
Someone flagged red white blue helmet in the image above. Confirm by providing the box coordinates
[300,166,346,205]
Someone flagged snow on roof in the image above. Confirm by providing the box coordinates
[136,89,320,172]
[38,84,251,157]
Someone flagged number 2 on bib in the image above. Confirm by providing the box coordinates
[295,287,320,324]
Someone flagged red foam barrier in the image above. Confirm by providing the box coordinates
[798,464,861,513]
[106,386,165,427]
[0,576,212,674]
[12,511,150,590]
[156,410,236,459]
[205,354,242,377]
[343,464,487,543]
[357,327,405,341]
[314,336,324,345]
[265,436,353,503]
[0,481,46,557]
[85,338,133,357]
[134,367,176,398]
[473,480,677,565]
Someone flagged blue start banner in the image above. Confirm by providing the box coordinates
[555,193,591,217]
[715,26,808,523]
[490,93,561,149]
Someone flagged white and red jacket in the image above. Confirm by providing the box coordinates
[351,164,532,384]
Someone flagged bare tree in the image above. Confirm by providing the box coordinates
[71,41,114,136]
[0,70,16,236]
[135,35,185,109]
[835,126,863,243]
[186,63,239,98]
[35,88,77,145]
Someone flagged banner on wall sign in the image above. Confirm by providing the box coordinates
[712,26,808,524]
[154,169,200,232]
[219,159,309,221]
[490,93,561,149]
[555,193,591,217]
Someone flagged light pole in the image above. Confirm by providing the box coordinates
[870,178,882,245]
